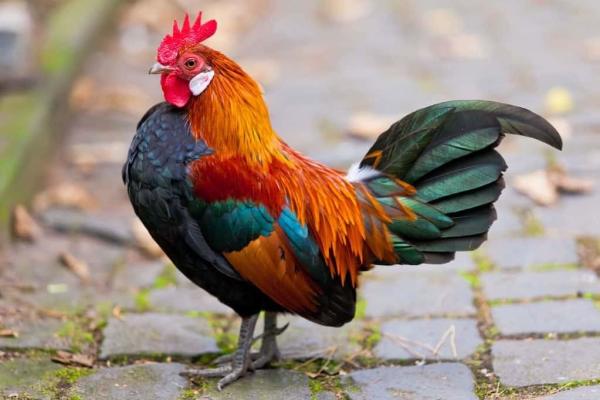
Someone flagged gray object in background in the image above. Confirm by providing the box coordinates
[0,1,34,87]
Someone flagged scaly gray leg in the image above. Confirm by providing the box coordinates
[181,314,259,390]
[252,312,283,369]
[213,312,288,367]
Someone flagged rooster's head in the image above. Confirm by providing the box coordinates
[150,13,222,107]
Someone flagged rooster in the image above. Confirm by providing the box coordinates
[123,13,562,389]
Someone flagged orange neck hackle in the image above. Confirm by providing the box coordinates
[185,47,398,287]
[187,48,285,167]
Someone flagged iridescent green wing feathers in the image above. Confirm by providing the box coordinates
[360,100,561,264]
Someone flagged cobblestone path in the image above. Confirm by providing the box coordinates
[2,0,600,399]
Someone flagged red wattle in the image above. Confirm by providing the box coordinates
[161,73,191,107]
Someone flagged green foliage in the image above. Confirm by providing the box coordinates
[134,289,152,312]
[364,325,381,350]
[309,379,324,399]
[459,271,481,289]
[514,207,545,237]
[41,367,93,399]
[354,297,367,319]
[472,250,494,272]
[530,262,578,271]
[53,368,92,384]
[56,321,94,353]
[153,263,178,289]
[179,388,204,399]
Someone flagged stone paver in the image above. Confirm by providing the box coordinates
[274,316,361,359]
[114,261,166,290]
[0,318,69,351]
[149,286,232,315]
[0,357,61,399]
[537,386,600,400]
[492,299,600,335]
[342,363,477,400]
[481,237,579,270]
[492,338,600,386]
[537,181,600,237]
[375,318,482,360]
[100,313,218,359]
[204,369,314,400]
[70,363,188,400]
[481,269,600,300]
[362,268,475,318]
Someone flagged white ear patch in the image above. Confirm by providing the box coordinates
[189,70,215,96]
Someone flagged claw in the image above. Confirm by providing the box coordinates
[181,313,285,390]
[217,365,248,391]
[181,365,231,378]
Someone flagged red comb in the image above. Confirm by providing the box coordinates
[157,12,217,65]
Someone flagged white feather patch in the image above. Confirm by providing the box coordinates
[346,163,381,182]
[189,70,215,96]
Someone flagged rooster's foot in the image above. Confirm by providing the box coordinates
[181,314,259,390]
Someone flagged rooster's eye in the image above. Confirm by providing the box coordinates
[184,58,197,69]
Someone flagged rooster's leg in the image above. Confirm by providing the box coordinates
[213,311,288,365]
[252,312,284,369]
[181,314,259,390]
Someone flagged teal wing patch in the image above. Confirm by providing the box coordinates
[198,199,275,253]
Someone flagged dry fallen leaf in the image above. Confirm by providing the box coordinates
[69,76,95,108]
[10,204,41,241]
[0,329,19,338]
[38,309,67,319]
[513,170,558,206]
[68,141,129,167]
[58,252,91,284]
[112,305,122,320]
[52,350,94,368]
[347,112,396,140]
[549,167,594,194]
[33,183,96,213]
[514,166,594,206]
[131,218,164,258]
[70,77,152,115]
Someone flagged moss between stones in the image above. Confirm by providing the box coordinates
[55,320,95,353]
[459,271,481,289]
[133,289,152,312]
[487,293,600,308]
[40,366,93,399]
[578,236,600,274]
[354,297,367,319]
[514,207,545,237]
[202,313,239,354]
[471,250,495,272]
[179,387,204,400]
[530,262,578,271]
[153,264,179,289]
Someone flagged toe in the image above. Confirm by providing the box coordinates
[217,368,249,390]
[181,365,232,378]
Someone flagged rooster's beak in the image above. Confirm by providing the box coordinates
[149,63,173,74]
